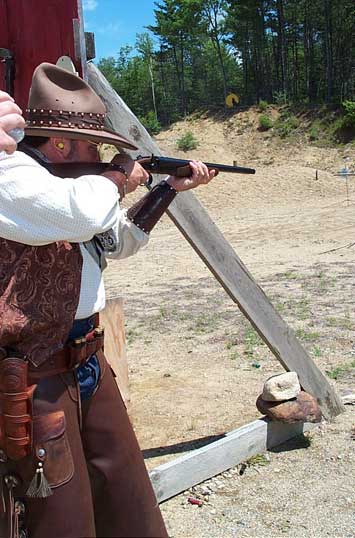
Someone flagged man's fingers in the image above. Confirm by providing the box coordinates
[189,160,214,184]
[0,91,14,104]
[189,160,203,178]
[0,106,25,154]
[208,169,216,181]
[0,113,26,133]
[0,132,17,154]
[0,100,22,118]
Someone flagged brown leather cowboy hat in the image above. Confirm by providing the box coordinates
[25,62,137,150]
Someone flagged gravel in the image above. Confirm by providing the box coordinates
[161,408,355,538]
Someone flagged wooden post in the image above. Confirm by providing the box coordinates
[87,63,344,420]
[100,297,130,408]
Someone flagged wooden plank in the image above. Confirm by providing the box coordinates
[100,297,130,408]
[149,418,314,503]
[75,0,88,80]
[87,63,344,420]
[151,389,349,503]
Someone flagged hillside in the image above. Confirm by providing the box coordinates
[154,105,353,212]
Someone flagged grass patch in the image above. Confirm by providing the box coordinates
[246,454,270,467]
[282,270,300,280]
[295,297,311,320]
[295,328,320,342]
[126,327,140,345]
[325,314,352,330]
[225,336,238,350]
[229,350,239,361]
[302,271,337,292]
[326,360,355,380]
[315,271,337,290]
[276,296,311,321]
[274,115,299,138]
[245,326,262,346]
[244,326,264,358]
[189,312,218,334]
[311,345,322,357]
[275,301,287,314]
[159,306,169,319]
[303,432,313,447]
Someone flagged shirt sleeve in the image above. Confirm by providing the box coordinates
[0,151,122,245]
[105,208,149,260]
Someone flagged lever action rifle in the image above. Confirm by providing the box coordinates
[41,155,255,185]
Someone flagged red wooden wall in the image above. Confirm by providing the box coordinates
[0,0,85,110]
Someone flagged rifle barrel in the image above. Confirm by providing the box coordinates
[204,161,255,174]
[141,156,255,175]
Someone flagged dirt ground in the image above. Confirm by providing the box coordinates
[104,110,355,538]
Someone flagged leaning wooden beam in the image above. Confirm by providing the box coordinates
[149,418,314,503]
[88,63,344,420]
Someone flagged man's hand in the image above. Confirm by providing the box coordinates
[102,153,150,197]
[166,160,216,192]
[0,92,25,154]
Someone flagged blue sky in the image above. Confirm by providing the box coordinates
[82,0,158,60]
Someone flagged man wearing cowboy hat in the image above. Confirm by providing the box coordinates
[0,63,215,538]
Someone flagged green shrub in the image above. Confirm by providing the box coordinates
[275,115,299,137]
[176,131,198,151]
[258,100,268,112]
[259,114,273,131]
[139,111,161,135]
[341,100,355,128]
[309,126,319,141]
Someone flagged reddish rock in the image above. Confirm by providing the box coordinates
[256,391,322,423]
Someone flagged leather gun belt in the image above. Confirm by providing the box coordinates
[28,326,104,381]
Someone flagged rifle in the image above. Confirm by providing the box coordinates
[41,155,255,185]
[137,155,255,177]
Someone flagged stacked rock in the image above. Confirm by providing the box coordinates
[256,372,322,423]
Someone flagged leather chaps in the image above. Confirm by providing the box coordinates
[0,351,168,538]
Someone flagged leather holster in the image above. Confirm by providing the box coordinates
[0,352,37,461]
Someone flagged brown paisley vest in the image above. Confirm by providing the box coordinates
[0,238,82,367]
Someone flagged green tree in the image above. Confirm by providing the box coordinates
[136,33,158,119]
[195,0,230,102]
[97,0,355,125]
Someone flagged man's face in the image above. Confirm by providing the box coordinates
[68,139,101,162]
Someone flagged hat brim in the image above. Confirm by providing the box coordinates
[25,125,138,151]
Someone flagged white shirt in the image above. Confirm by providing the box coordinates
[0,151,149,318]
